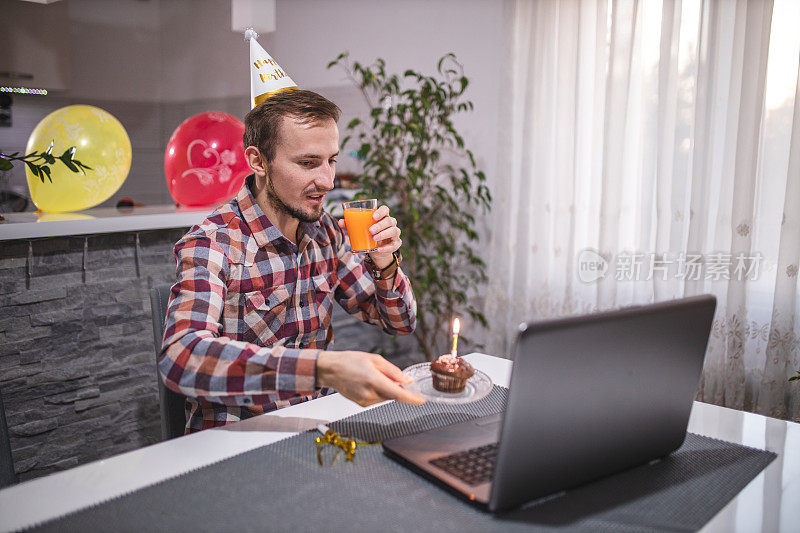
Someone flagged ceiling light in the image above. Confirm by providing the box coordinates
[0,87,48,95]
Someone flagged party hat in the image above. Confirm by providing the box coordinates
[245,29,298,108]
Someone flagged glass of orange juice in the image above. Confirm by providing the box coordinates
[342,199,378,253]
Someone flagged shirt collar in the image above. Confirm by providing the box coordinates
[236,175,284,249]
[236,175,330,250]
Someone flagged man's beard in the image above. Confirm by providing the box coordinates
[266,178,325,223]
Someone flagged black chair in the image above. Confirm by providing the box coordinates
[149,285,188,440]
[0,389,17,488]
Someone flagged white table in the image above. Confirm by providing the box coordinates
[0,353,797,532]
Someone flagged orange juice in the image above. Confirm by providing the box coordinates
[343,208,378,252]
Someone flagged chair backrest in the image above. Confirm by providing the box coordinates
[0,389,17,488]
[149,285,188,440]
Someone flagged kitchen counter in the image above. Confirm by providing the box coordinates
[0,204,214,241]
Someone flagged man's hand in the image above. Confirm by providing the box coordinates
[338,204,401,268]
[316,350,425,407]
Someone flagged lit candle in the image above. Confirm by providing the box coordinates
[451,317,461,358]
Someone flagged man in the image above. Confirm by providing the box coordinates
[159,90,424,433]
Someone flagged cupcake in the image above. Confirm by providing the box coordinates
[430,354,475,393]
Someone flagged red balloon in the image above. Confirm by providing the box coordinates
[164,111,250,206]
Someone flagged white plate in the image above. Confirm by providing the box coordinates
[402,362,493,404]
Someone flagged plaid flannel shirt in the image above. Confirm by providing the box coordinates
[159,176,417,433]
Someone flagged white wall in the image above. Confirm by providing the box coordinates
[156,0,504,179]
[68,0,162,101]
[271,0,504,183]
[157,0,247,103]
[3,0,504,209]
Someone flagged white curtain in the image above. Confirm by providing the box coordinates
[486,0,800,420]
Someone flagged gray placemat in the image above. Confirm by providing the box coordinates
[27,387,775,533]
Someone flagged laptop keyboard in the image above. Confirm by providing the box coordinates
[429,443,499,486]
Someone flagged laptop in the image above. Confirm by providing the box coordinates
[383,294,717,513]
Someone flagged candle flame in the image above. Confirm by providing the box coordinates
[450,318,461,358]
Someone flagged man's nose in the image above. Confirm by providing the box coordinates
[316,162,335,190]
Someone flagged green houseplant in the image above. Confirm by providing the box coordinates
[0,141,92,182]
[328,52,492,361]
[0,142,91,220]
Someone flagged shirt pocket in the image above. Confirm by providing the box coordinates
[240,285,292,345]
[311,273,335,330]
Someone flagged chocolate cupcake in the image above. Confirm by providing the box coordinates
[430,354,475,393]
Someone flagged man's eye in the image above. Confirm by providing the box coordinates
[329,159,337,165]
[299,161,313,167]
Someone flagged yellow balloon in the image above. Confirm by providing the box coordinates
[26,105,131,213]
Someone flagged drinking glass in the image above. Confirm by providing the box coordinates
[342,199,378,253]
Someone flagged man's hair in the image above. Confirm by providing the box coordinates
[243,89,341,164]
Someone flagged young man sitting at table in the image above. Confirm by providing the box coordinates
[159,90,425,433]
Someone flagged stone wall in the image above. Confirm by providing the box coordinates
[0,228,419,482]
[0,229,184,481]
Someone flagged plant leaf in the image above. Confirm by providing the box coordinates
[40,165,52,183]
[59,156,79,172]
[23,161,38,175]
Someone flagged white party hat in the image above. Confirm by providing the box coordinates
[245,29,298,108]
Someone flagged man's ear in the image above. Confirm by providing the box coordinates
[244,146,268,178]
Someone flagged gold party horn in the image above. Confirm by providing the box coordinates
[314,424,380,466]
